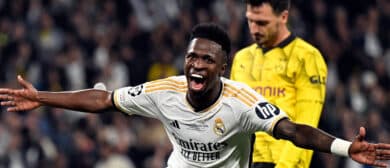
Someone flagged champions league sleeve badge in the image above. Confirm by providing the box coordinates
[127,85,144,97]
[213,118,226,136]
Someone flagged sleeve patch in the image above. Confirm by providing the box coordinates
[255,102,280,119]
[127,84,144,97]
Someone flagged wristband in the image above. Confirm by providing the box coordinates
[330,138,352,157]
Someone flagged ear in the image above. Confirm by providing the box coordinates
[219,63,227,76]
[280,10,289,24]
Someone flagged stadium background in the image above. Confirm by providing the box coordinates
[0,0,389,167]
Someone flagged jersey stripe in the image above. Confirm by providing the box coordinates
[145,78,187,93]
[146,86,186,93]
[148,78,186,87]
[241,89,258,103]
[225,84,257,103]
[223,87,254,107]
[224,84,257,106]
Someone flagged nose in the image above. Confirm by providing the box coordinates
[249,22,261,35]
[191,58,205,69]
[249,21,257,30]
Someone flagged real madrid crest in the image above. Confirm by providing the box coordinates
[213,118,226,136]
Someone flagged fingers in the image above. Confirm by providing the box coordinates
[6,106,20,112]
[0,94,14,101]
[376,155,390,160]
[0,100,18,112]
[376,152,390,160]
[1,101,16,106]
[372,162,387,168]
[17,75,34,90]
[359,127,366,135]
[0,94,16,110]
[375,144,390,161]
[0,88,11,94]
[0,95,15,108]
[376,143,390,150]
[356,127,366,142]
[0,92,18,110]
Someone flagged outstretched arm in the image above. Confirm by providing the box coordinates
[274,119,390,167]
[0,75,114,113]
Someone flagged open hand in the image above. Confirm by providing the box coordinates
[0,75,41,112]
[349,127,390,167]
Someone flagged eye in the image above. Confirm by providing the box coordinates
[203,55,215,64]
[248,19,268,26]
[255,21,268,26]
[186,53,196,59]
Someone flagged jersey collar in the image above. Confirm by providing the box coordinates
[259,34,296,53]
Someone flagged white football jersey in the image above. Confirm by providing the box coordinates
[112,76,288,168]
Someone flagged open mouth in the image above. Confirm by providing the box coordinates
[189,74,206,91]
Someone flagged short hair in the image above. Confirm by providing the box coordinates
[190,23,231,60]
[245,0,290,15]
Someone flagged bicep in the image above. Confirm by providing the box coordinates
[273,118,297,140]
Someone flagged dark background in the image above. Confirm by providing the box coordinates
[0,0,389,167]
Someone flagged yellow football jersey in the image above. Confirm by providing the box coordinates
[230,35,327,168]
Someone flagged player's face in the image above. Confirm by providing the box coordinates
[184,38,226,95]
[246,3,286,48]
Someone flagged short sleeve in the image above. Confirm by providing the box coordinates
[239,99,288,135]
[112,84,160,118]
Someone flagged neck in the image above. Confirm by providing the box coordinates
[273,27,291,47]
[186,81,223,112]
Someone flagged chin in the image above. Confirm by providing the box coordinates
[188,88,207,98]
[256,41,265,46]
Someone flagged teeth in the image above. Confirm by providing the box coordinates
[191,74,203,79]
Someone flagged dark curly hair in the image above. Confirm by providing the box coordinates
[190,23,231,62]
[245,0,290,15]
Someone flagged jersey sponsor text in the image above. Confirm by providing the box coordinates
[254,86,286,97]
[172,133,227,162]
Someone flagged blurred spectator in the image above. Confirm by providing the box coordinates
[95,126,135,168]
[147,47,178,81]
[0,0,388,168]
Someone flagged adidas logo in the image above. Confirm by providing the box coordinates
[170,120,180,129]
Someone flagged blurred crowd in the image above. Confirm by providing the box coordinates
[0,0,389,168]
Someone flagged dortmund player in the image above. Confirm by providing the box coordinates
[231,0,327,168]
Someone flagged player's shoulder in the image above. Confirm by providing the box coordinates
[222,78,260,107]
[222,77,250,89]
[144,76,187,94]
[234,43,258,58]
[291,37,321,55]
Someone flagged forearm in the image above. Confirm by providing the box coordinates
[293,124,335,153]
[37,89,113,113]
[276,120,335,153]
